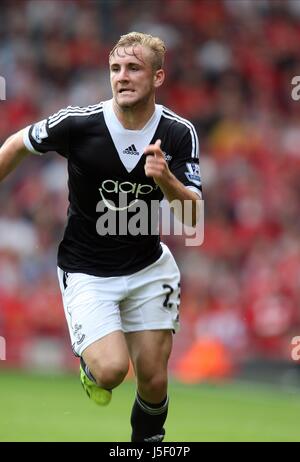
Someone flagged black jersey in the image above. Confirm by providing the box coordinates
[23,100,201,276]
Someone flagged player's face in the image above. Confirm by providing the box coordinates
[109,45,164,109]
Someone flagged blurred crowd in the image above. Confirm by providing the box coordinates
[1,0,300,377]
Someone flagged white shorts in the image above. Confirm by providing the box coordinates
[57,243,181,356]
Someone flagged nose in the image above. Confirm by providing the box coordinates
[118,66,129,81]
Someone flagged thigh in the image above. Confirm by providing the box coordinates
[125,330,173,379]
[57,267,125,357]
[82,330,129,373]
[120,244,181,334]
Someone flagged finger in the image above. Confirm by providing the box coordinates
[144,139,163,157]
[144,165,163,176]
[145,156,158,165]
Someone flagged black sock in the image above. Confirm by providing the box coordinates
[131,393,169,442]
[80,357,96,383]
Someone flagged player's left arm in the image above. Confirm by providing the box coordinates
[144,139,202,227]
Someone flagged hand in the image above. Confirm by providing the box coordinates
[144,139,172,186]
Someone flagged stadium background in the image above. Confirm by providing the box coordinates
[1,0,300,440]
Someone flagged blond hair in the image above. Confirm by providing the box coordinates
[109,32,166,70]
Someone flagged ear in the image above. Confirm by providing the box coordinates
[154,69,165,88]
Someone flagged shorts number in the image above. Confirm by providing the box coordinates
[163,283,180,309]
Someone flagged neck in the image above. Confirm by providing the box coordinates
[112,98,156,130]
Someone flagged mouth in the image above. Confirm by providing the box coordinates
[118,89,135,94]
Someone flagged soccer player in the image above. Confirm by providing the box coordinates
[0,32,201,442]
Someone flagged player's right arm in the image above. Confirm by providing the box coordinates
[0,129,30,182]
[0,107,73,183]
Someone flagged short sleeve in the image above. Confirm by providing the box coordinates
[23,108,71,158]
[169,122,202,197]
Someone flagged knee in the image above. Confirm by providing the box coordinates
[139,372,168,398]
[89,358,129,390]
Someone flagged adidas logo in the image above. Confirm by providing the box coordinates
[123,144,139,155]
[144,433,165,442]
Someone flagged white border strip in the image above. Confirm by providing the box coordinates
[49,107,104,128]
[22,126,43,155]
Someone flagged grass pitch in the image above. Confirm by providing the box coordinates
[0,370,299,442]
